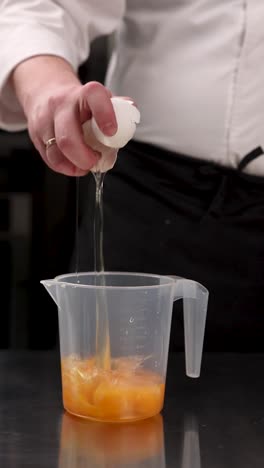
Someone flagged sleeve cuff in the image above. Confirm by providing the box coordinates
[0,24,81,132]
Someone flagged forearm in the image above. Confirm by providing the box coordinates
[11,55,81,118]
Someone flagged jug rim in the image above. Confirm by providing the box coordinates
[53,271,176,290]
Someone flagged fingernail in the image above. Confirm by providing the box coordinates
[101,122,117,136]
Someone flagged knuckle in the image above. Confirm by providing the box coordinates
[46,93,58,112]
[47,87,75,110]
[46,87,79,116]
[29,109,52,142]
[47,89,74,110]
[57,134,71,152]
[30,111,47,133]
[28,121,47,153]
[85,81,104,93]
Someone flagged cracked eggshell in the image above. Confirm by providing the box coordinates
[91,97,141,149]
[82,119,117,173]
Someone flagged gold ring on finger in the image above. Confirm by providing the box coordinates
[45,137,57,150]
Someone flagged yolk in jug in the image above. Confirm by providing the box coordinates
[61,355,165,422]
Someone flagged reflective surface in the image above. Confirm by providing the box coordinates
[59,413,165,468]
[0,352,264,467]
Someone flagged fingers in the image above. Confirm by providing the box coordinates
[36,136,87,177]
[28,81,119,176]
[33,122,88,176]
[54,104,100,171]
[54,82,116,172]
[80,82,117,136]
[45,144,87,176]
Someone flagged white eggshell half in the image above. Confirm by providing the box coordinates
[91,97,140,149]
[82,119,117,172]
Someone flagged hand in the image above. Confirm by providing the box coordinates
[12,56,118,176]
[28,81,118,176]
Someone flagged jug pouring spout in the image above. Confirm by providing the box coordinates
[40,279,59,306]
[173,278,209,379]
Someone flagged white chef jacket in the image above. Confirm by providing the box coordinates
[0,0,264,175]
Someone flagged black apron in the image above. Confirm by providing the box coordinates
[76,141,264,352]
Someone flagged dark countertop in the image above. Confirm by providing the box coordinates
[1,352,264,468]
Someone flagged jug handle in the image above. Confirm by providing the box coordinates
[172,277,209,378]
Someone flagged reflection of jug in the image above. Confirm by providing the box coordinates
[41,272,208,422]
[59,413,165,468]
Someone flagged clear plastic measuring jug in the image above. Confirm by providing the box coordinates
[41,272,208,422]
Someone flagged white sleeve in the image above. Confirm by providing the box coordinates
[0,0,125,131]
